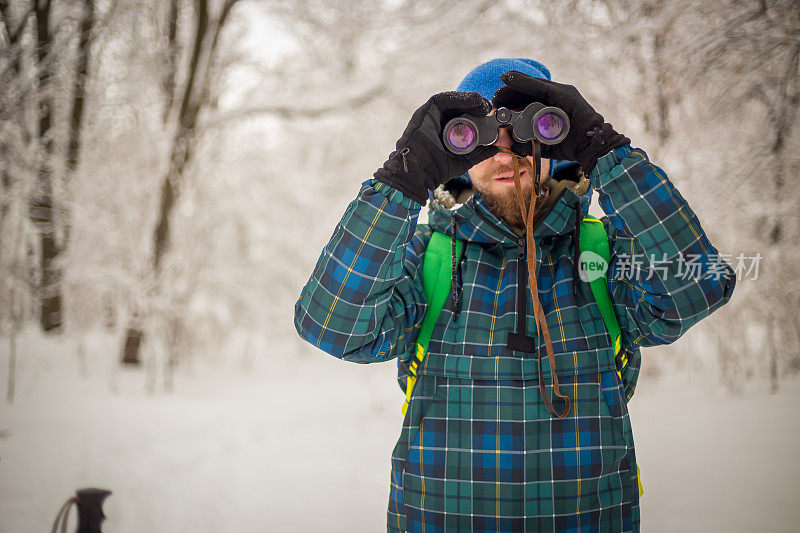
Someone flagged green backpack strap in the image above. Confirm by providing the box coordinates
[401,231,462,415]
[579,215,622,357]
[580,215,643,498]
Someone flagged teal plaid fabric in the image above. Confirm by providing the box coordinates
[295,146,736,532]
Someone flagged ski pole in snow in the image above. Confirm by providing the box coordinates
[51,488,112,533]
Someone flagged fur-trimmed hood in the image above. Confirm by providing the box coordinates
[426,170,594,246]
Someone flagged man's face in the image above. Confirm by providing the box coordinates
[467,124,551,230]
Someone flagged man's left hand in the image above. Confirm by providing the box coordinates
[492,71,630,172]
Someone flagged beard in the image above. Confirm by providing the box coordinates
[472,162,549,231]
[475,180,531,230]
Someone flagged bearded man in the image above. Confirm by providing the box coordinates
[295,58,735,532]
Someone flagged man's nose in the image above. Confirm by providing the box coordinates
[491,126,515,161]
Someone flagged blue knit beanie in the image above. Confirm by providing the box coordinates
[456,58,551,100]
[453,58,575,185]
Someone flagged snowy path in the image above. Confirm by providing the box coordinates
[1,332,798,532]
[631,379,800,532]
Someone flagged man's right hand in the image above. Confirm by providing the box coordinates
[373,92,498,205]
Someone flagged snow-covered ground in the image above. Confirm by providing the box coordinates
[1,328,798,532]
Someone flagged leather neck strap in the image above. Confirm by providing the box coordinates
[508,145,570,419]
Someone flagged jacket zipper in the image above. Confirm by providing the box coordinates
[516,236,528,337]
[473,188,570,351]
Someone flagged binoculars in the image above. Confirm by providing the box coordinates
[442,103,570,155]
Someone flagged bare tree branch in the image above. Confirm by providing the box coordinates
[204,81,387,127]
[66,0,94,174]
[161,0,179,123]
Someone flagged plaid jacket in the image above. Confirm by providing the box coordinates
[295,145,736,532]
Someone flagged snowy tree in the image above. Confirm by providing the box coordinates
[116,0,241,369]
[0,0,97,334]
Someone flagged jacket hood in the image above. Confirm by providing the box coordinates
[427,173,593,245]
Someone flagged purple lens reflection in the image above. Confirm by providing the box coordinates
[536,112,565,140]
[447,122,477,151]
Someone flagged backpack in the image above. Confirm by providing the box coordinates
[398,215,643,496]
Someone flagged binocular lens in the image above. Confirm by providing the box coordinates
[445,120,477,152]
[536,112,566,141]
[442,104,569,154]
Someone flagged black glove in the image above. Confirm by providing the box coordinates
[492,71,630,172]
[374,92,498,205]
